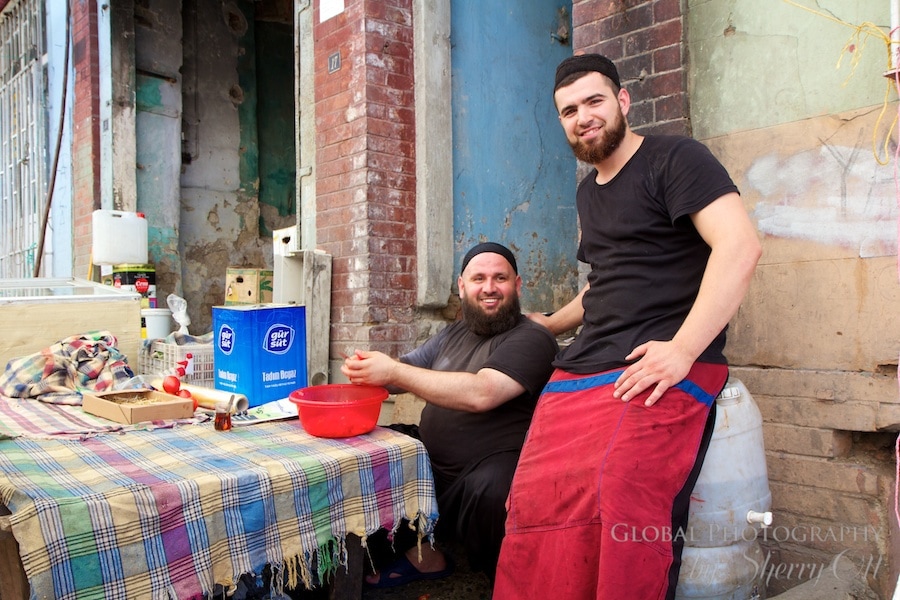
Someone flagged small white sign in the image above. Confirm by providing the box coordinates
[320,0,344,23]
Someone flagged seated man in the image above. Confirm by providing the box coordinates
[341,242,559,587]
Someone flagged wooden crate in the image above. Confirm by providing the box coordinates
[224,268,273,305]
[0,278,142,370]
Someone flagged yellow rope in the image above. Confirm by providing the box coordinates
[782,0,898,165]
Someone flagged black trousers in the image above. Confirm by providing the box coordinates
[369,424,520,579]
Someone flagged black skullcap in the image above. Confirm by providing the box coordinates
[460,242,518,276]
[554,54,621,91]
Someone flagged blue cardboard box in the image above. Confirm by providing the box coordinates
[213,304,307,407]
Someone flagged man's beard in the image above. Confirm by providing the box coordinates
[570,107,626,164]
[461,294,522,337]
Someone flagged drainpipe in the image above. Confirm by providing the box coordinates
[295,0,316,250]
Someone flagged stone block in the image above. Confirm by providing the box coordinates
[769,480,876,525]
[755,394,876,431]
[765,452,884,496]
[762,423,851,457]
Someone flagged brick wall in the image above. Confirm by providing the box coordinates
[573,0,689,136]
[314,0,418,359]
[70,0,101,277]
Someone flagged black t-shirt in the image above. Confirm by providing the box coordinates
[555,135,739,374]
[401,315,559,480]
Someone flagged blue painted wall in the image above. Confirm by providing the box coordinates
[451,1,577,311]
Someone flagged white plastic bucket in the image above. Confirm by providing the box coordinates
[92,210,148,265]
[142,308,172,340]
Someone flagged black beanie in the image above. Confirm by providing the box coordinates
[460,242,518,276]
[554,54,621,91]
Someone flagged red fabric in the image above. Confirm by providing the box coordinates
[494,363,727,600]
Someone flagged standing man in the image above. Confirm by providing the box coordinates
[342,242,558,587]
[493,55,761,600]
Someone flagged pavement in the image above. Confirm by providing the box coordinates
[287,541,884,600]
[360,544,492,600]
[766,559,880,600]
[284,539,493,600]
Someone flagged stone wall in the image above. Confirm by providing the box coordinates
[713,107,900,597]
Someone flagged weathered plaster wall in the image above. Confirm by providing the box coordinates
[687,0,890,140]
[411,0,453,310]
[109,1,137,220]
[175,0,241,332]
[178,0,288,332]
[134,0,183,300]
[719,109,898,371]
[255,20,297,237]
[688,1,899,596]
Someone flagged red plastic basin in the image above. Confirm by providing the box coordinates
[289,384,389,438]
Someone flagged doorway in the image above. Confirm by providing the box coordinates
[450,0,577,311]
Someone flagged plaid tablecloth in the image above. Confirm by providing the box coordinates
[0,394,203,439]
[0,421,438,599]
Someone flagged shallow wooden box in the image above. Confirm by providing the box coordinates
[82,389,193,424]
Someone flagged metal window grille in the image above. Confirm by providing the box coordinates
[0,0,46,279]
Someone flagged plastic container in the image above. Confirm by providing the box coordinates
[138,340,214,387]
[684,378,772,546]
[676,539,765,599]
[92,210,148,265]
[289,384,388,438]
[141,308,172,340]
[675,378,772,599]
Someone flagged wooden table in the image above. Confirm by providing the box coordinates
[0,505,28,600]
[0,421,437,599]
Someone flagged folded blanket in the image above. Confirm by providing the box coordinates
[0,331,134,404]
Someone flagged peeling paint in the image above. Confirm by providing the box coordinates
[207,206,221,230]
[748,145,897,258]
[148,227,178,263]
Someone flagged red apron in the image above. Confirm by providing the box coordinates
[494,363,727,600]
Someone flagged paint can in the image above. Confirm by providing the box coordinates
[102,264,157,308]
